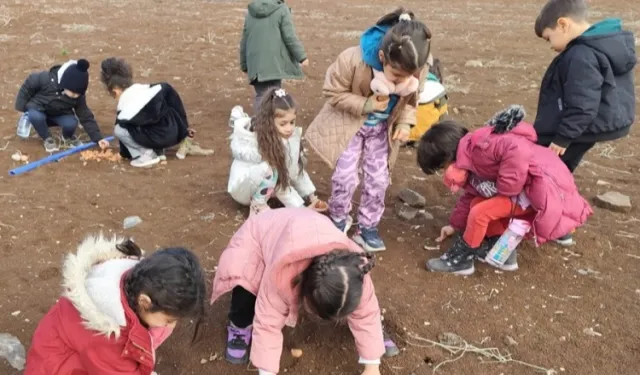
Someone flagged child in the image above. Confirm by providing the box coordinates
[533,0,636,172]
[407,58,448,144]
[417,106,593,275]
[210,207,398,375]
[99,57,194,168]
[25,235,206,375]
[240,0,308,113]
[14,59,109,152]
[305,8,431,252]
[227,88,326,216]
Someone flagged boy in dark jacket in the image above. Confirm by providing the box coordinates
[15,59,109,152]
[240,0,308,113]
[533,0,636,172]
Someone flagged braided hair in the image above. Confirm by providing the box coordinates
[298,250,376,320]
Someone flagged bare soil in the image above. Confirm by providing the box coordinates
[0,0,639,374]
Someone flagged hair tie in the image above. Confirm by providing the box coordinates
[274,88,286,98]
[399,13,411,21]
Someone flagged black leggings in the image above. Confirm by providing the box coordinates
[229,286,257,328]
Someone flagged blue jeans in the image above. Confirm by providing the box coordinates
[27,109,78,140]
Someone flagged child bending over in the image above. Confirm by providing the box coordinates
[306,7,431,252]
[14,59,109,152]
[25,235,206,375]
[100,57,194,168]
[211,208,399,375]
[227,88,326,216]
[417,106,593,275]
[533,0,636,172]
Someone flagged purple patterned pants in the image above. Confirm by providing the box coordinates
[328,122,390,228]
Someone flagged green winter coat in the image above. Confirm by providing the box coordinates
[240,0,307,82]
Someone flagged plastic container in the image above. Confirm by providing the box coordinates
[16,113,31,139]
[485,219,531,267]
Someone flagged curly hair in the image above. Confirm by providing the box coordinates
[378,7,432,74]
[123,245,206,320]
[100,57,134,94]
[252,88,297,190]
[296,250,376,320]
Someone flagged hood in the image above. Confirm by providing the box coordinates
[248,0,284,18]
[360,25,391,71]
[62,233,143,338]
[576,18,637,75]
[117,83,162,121]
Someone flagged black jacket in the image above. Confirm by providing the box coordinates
[534,28,636,146]
[116,82,189,153]
[14,65,104,142]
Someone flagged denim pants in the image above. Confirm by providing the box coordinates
[27,109,78,140]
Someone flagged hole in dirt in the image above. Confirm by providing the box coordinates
[423,356,434,365]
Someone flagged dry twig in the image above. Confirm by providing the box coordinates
[405,332,556,374]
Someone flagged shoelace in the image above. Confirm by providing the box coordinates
[229,332,247,347]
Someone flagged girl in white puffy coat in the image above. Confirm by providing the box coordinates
[227,88,327,216]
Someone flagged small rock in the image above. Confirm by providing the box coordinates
[123,216,143,229]
[594,191,631,212]
[291,348,303,358]
[395,203,419,221]
[438,332,464,346]
[504,335,518,346]
[200,358,208,364]
[596,180,610,186]
[418,210,434,220]
[452,107,460,115]
[583,327,602,337]
[201,213,216,222]
[465,60,483,67]
[10,311,20,317]
[398,188,426,208]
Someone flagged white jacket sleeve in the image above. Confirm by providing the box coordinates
[291,169,315,199]
[275,186,305,208]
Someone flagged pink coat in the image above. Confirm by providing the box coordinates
[449,122,593,244]
[210,208,385,374]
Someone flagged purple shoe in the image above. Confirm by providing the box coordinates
[383,334,400,357]
[225,324,252,365]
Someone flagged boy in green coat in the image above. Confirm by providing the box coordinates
[240,0,308,113]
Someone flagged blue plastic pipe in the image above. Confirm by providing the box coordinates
[9,136,115,176]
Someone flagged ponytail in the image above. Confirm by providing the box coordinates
[378,8,432,74]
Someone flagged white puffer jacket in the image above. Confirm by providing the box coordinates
[227,117,316,207]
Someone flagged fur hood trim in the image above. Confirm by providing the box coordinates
[117,83,162,121]
[62,233,142,338]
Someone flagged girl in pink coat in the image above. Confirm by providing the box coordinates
[210,207,397,375]
[416,105,593,275]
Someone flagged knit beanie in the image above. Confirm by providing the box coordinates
[60,59,90,95]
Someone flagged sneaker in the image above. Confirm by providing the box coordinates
[130,151,160,168]
[62,135,83,148]
[225,324,252,365]
[154,149,167,161]
[425,234,476,275]
[476,236,519,271]
[554,234,575,247]
[331,216,353,234]
[353,226,386,252]
[187,143,214,156]
[383,331,400,357]
[43,137,59,152]
[176,137,192,160]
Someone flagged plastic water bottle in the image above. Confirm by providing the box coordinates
[16,114,31,139]
[485,219,531,267]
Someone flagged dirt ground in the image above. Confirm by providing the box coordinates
[0,0,639,374]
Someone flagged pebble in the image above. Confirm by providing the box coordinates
[465,59,483,67]
[395,203,419,221]
[398,188,426,208]
[504,335,518,346]
[201,213,216,222]
[123,216,143,229]
[10,311,20,316]
[594,191,632,212]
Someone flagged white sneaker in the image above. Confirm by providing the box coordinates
[130,151,160,168]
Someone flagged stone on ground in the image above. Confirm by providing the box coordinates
[594,191,631,212]
[398,188,426,208]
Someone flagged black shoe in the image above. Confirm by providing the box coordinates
[425,234,476,275]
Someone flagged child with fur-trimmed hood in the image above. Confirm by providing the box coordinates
[24,235,206,375]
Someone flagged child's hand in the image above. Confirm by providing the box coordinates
[392,128,410,142]
[436,225,455,242]
[369,95,389,112]
[300,59,310,67]
[361,364,381,375]
[549,142,566,156]
[98,139,110,149]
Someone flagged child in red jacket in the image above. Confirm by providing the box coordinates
[417,105,593,275]
[25,235,206,375]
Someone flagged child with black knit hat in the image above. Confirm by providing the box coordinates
[15,59,109,152]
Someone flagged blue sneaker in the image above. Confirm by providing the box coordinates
[331,216,353,234]
[353,226,386,252]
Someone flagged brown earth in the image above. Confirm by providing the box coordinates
[0,0,639,374]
